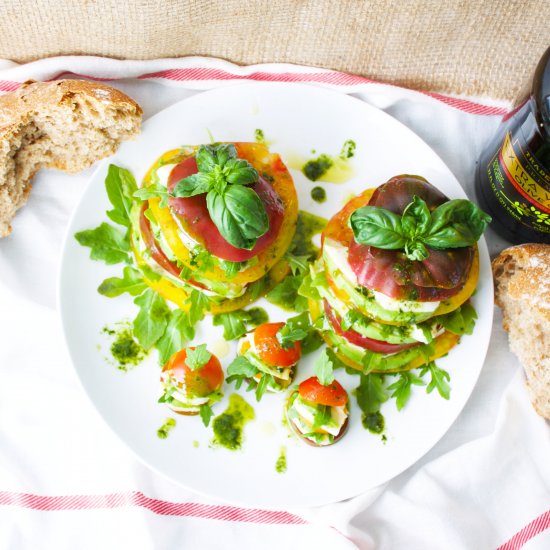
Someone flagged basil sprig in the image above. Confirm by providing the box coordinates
[171,144,269,250]
[350,196,491,261]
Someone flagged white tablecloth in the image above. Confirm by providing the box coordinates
[0,56,548,550]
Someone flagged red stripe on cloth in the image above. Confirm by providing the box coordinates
[0,490,307,525]
[0,67,508,116]
[497,509,550,550]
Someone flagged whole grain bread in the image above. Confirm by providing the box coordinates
[493,244,550,418]
[0,79,142,237]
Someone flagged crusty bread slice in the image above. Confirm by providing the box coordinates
[493,244,550,418]
[0,79,142,237]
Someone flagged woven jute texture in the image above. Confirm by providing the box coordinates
[0,0,548,101]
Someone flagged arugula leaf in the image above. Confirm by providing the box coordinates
[420,362,451,399]
[226,355,258,378]
[213,307,268,341]
[185,289,209,327]
[315,349,335,386]
[312,404,332,429]
[171,144,268,250]
[98,266,147,297]
[219,260,242,279]
[185,344,212,370]
[266,275,308,312]
[438,303,478,335]
[387,371,425,411]
[105,164,138,228]
[297,271,323,300]
[255,372,271,401]
[286,254,311,275]
[74,222,130,265]
[133,183,171,208]
[276,311,310,349]
[355,373,389,415]
[300,331,324,355]
[155,309,194,365]
[199,403,214,427]
[133,289,170,350]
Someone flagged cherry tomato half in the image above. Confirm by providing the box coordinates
[162,347,224,398]
[253,322,302,368]
[299,376,348,407]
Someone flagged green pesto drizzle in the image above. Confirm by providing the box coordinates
[102,324,145,371]
[275,446,287,474]
[254,128,266,144]
[362,411,385,435]
[311,186,327,203]
[290,210,327,258]
[157,417,176,439]
[212,394,255,451]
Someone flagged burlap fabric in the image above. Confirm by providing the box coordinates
[0,0,548,101]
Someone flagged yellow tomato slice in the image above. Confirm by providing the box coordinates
[143,143,298,285]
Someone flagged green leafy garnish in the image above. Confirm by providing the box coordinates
[387,371,425,410]
[438,303,478,335]
[314,349,335,386]
[133,289,170,350]
[134,182,170,208]
[212,308,267,341]
[286,254,311,276]
[420,362,451,399]
[105,164,138,227]
[355,373,389,415]
[74,222,130,265]
[199,403,214,427]
[350,196,491,261]
[276,312,309,349]
[265,275,308,312]
[226,355,270,401]
[185,344,212,370]
[171,144,268,250]
[155,310,194,365]
[185,289,209,327]
[98,266,147,297]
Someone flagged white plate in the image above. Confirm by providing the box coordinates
[58,82,493,508]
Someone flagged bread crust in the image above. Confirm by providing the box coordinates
[0,79,142,237]
[492,243,550,418]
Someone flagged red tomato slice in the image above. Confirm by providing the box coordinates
[139,203,181,278]
[323,300,421,354]
[299,376,348,407]
[167,157,285,261]
[253,322,302,368]
[162,348,224,398]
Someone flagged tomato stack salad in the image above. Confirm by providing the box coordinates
[131,142,298,313]
[76,133,491,451]
[301,175,490,375]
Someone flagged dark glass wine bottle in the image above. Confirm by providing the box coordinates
[475,46,550,244]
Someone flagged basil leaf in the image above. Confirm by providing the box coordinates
[207,186,268,250]
[401,196,431,237]
[155,309,194,365]
[185,344,212,370]
[424,199,491,248]
[197,143,236,172]
[224,158,259,185]
[105,164,137,228]
[172,172,212,197]
[133,289,170,350]
[404,240,429,261]
[98,266,147,297]
[74,222,130,265]
[350,206,407,249]
[315,349,335,386]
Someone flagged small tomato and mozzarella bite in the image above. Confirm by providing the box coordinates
[286,376,349,446]
[159,346,224,415]
[237,322,302,393]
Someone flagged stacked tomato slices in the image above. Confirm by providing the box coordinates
[305,175,485,373]
[130,142,298,314]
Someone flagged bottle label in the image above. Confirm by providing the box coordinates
[485,131,550,235]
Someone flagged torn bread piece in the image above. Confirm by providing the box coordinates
[0,79,142,237]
